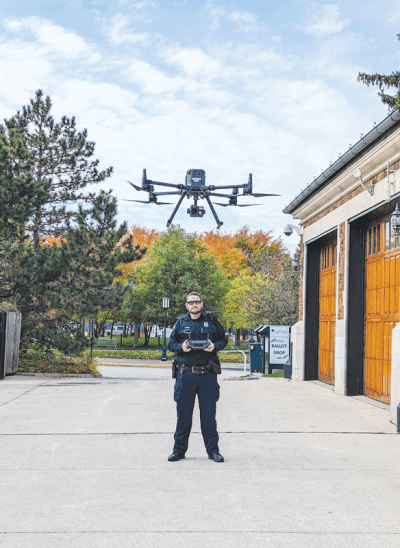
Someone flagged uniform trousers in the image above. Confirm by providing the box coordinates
[173,369,220,456]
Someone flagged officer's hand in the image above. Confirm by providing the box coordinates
[204,340,215,352]
[182,340,191,352]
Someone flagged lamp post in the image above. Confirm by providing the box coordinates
[161,297,170,361]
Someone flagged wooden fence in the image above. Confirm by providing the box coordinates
[0,311,22,378]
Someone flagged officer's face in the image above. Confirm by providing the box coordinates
[186,298,203,315]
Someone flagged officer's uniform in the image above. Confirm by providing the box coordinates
[168,311,228,457]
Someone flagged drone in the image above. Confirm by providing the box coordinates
[126,168,279,229]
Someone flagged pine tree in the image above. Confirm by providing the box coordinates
[358,37,400,110]
[15,192,143,352]
[0,123,39,239]
[4,90,112,247]
[0,91,144,352]
[0,123,40,303]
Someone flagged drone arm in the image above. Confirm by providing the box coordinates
[152,191,183,196]
[203,193,223,229]
[210,184,247,190]
[148,180,184,189]
[208,192,236,198]
[166,191,187,227]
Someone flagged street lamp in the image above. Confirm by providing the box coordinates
[291,256,303,275]
[161,297,170,361]
[391,203,400,236]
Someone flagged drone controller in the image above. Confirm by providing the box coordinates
[186,340,211,350]
[186,332,212,350]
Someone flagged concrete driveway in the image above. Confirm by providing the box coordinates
[0,366,399,548]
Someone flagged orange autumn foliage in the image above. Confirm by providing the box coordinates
[233,226,282,251]
[200,231,247,278]
[40,235,65,247]
[116,226,160,282]
[130,225,160,250]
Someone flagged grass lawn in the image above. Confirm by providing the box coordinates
[93,349,247,363]
[97,335,250,352]
[97,336,165,350]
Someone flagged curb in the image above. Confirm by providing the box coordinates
[97,363,171,369]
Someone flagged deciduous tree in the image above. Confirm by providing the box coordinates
[129,227,230,336]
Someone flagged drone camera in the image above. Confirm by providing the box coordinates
[187,205,206,218]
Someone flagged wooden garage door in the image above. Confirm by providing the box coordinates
[365,219,400,403]
[319,242,337,384]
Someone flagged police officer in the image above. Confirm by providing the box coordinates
[167,292,228,462]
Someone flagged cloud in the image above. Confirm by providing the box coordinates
[204,3,260,33]
[303,4,350,37]
[106,13,150,45]
[3,16,90,57]
[159,46,222,79]
[228,11,256,24]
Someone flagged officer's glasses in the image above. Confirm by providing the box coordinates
[187,300,202,305]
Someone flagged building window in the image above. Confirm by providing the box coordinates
[368,224,381,256]
[384,218,400,250]
[385,221,390,251]
[331,243,337,267]
[320,242,337,270]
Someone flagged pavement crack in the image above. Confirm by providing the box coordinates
[0,379,55,409]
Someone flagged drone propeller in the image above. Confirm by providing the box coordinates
[127,180,143,192]
[251,193,280,197]
[123,199,172,205]
[215,202,265,207]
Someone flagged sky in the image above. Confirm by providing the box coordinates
[1,0,399,254]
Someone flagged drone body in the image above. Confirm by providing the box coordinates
[126,169,279,229]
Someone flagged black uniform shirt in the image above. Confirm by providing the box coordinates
[168,311,228,366]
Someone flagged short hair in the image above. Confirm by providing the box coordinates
[186,292,202,302]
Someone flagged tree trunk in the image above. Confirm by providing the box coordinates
[143,325,151,347]
[110,321,114,339]
[134,323,139,348]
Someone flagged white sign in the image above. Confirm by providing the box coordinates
[269,335,290,365]
[269,325,290,336]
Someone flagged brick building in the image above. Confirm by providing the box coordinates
[283,109,400,426]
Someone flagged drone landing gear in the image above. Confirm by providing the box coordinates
[203,193,223,230]
[167,192,187,227]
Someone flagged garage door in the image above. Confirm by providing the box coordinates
[319,242,337,384]
[365,219,400,403]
